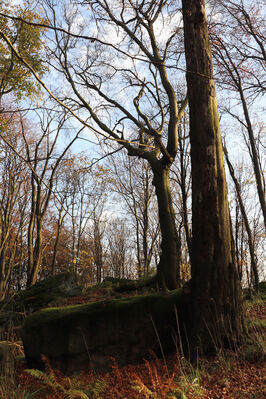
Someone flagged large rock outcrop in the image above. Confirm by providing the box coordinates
[4,272,83,313]
[0,272,83,341]
[22,289,188,375]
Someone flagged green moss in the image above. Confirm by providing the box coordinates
[88,276,156,294]
[22,288,191,373]
[12,272,81,311]
[23,288,184,335]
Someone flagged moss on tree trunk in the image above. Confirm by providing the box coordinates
[182,0,243,354]
[150,160,180,290]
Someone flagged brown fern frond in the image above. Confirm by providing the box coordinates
[41,354,58,386]
[64,389,90,399]
[160,370,177,396]
[109,356,124,386]
[143,359,156,391]
[132,375,153,399]
[152,362,161,391]
[24,368,62,392]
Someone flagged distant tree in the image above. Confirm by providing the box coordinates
[210,0,266,229]
[106,218,134,280]
[224,144,259,291]
[0,112,29,299]
[0,0,188,290]
[171,111,192,268]
[56,155,109,276]
[110,153,160,277]
[0,0,46,102]
[19,111,79,287]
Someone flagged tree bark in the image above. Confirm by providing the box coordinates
[182,0,243,353]
[93,217,103,283]
[51,215,62,275]
[150,159,180,290]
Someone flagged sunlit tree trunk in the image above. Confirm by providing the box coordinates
[51,211,63,275]
[182,0,243,353]
[150,159,180,290]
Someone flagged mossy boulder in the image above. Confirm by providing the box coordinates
[92,276,157,294]
[22,289,189,375]
[4,272,82,313]
[102,277,139,292]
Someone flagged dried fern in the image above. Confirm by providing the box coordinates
[131,358,185,399]
[132,375,155,398]
[25,355,90,399]
[83,376,107,399]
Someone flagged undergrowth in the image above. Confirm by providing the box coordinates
[0,294,264,399]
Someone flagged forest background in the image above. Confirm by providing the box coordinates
[0,0,265,301]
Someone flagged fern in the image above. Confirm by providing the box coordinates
[25,355,90,399]
[131,357,187,399]
[0,386,41,399]
[83,377,107,399]
[132,375,155,398]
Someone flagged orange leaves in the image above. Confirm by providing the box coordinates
[0,0,47,100]
[198,358,265,399]
[131,358,179,399]
[17,350,266,399]
[16,298,266,399]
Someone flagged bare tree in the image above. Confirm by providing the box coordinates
[106,218,134,279]
[171,111,192,266]
[224,143,259,291]
[1,0,187,289]
[110,153,160,277]
[20,111,80,286]
[0,112,30,298]
[210,0,266,229]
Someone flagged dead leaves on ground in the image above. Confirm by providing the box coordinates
[15,294,266,399]
[17,350,265,399]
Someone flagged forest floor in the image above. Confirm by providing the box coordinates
[4,289,266,399]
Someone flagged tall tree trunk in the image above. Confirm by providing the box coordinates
[150,159,180,290]
[93,217,103,283]
[27,190,36,288]
[182,0,243,353]
[234,203,242,280]
[52,218,61,276]
[238,86,266,230]
[178,125,192,263]
[143,168,150,275]
[224,145,259,292]
[27,215,43,287]
[27,180,43,287]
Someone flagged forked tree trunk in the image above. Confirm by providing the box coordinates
[150,159,180,290]
[182,0,243,353]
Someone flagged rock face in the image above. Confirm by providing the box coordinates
[0,272,83,341]
[0,341,17,391]
[22,289,188,375]
[9,272,83,313]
